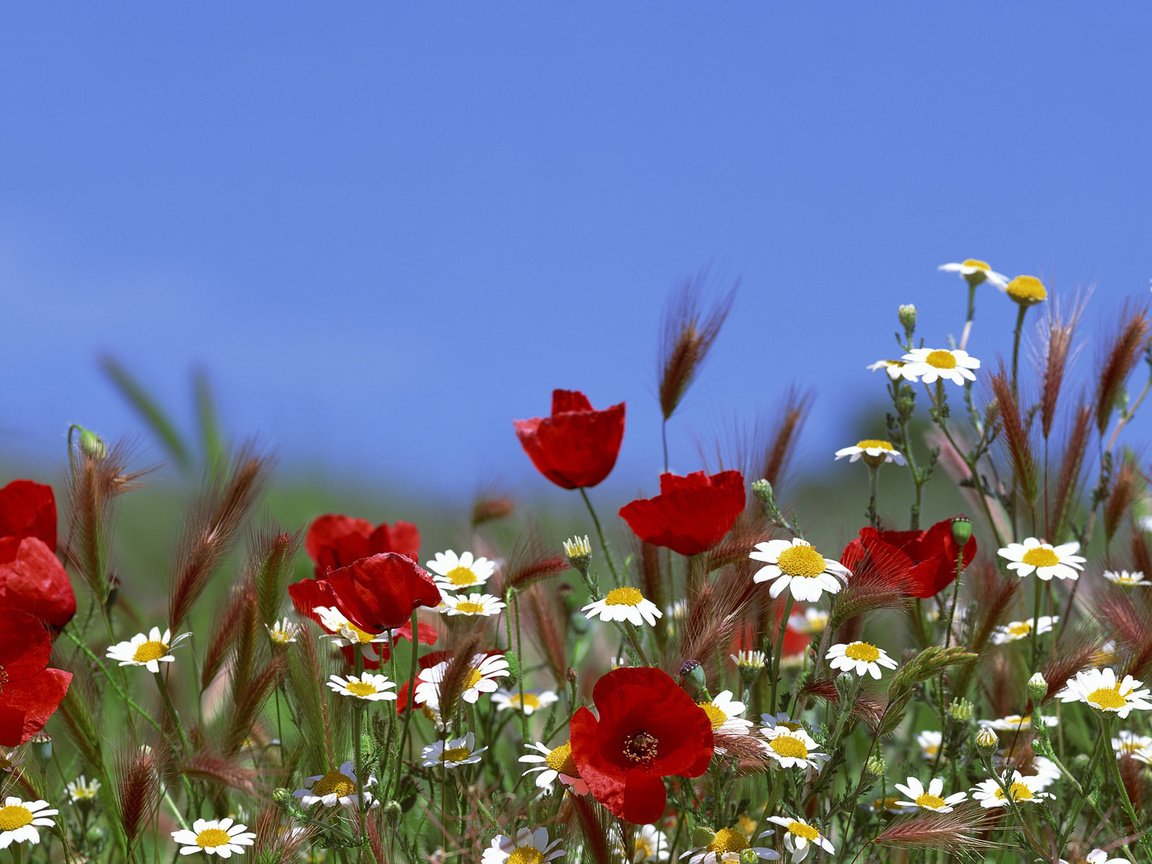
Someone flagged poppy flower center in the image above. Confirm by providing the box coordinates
[132,640,169,663]
[0,804,33,831]
[769,735,809,759]
[776,546,826,578]
[196,828,233,849]
[698,703,728,729]
[1021,547,1059,568]
[506,849,545,864]
[708,828,748,853]
[1006,276,1046,303]
[855,439,893,451]
[311,770,356,798]
[622,730,659,765]
[962,258,991,270]
[454,601,486,614]
[445,566,479,586]
[441,746,472,763]
[345,681,379,698]
[544,742,578,774]
[925,350,958,370]
[788,821,820,842]
[915,793,946,809]
[605,587,643,606]
[844,642,881,662]
[1087,686,1127,711]
[1007,622,1032,638]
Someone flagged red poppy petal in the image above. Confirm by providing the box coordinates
[304,514,376,575]
[621,771,668,825]
[0,480,57,551]
[0,537,76,628]
[551,389,594,414]
[370,521,421,560]
[571,707,627,811]
[0,667,73,746]
[324,553,442,634]
[0,607,52,674]
[620,471,744,556]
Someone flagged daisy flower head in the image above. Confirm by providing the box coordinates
[759,726,825,770]
[826,641,898,679]
[939,259,1009,289]
[1112,730,1152,762]
[440,592,506,617]
[106,627,191,673]
[899,347,981,386]
[1072,850,1133,864]
[834,439,905,467]
[730,650,767,672]
[519,740,588,795]
[998,538,1085,581]
[789,607,828,635]
[1057,667,1152,719]
[980,714,1059,732]
[623,824,670,863]
[66,775,101,804]
[415,653,510,708]
[293,761,376,808]
[426,549,496,592]
[1003,275,1047,306]
[421,732,487,769]
[492,689,559,716]
[749,538,850,602]
[971,771,1051,808]
[265,617,301,645]
[0,797,58,849]
[1027,756,1061,791]
[326,672,397,702]
[992,615,1058,645]
[171,817,256,857]
[481,827,565,864]
[314,606,389,650]
[893,776,967,813]
[1104,570,1149,587]
[562,535,592,571]
[867,359,906,380]
[917,730,942,761]
[679,827,778,864]
[765,816,834,863]
[697,691,753,736]
[582,587,662,627]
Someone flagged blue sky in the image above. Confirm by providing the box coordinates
[2,5,1149,499]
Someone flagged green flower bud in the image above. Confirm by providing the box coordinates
[975,726,998,752]
[865,755,886,777]
[562,535,592,575]
[679,660,707,692]
[1027,673,1048,701]
[751,479,775,509]
[739,851,762,864]
[948,698,974,722]
[898,304,917,340]
[950,515,972,546]
[272,788,292,805]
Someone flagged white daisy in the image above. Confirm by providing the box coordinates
[66,775,100,804]
[426,550,496,592]
[326,672,397,702]
[421,732,487,769]
[899,347,981,386]
[730,650,767,672]
[492,689,559,716]
[892,776,967,813]
[992,615,1059,645]
[979,714,1059,732]
[1027,756,1061,791]
[439,593,506,617]
[562,535,592,563]
[759,726,825,770]
[679,827,778,863]
[697,691,753,736]
[0,797,58,849]
[971,771,1052,808]
[867,359,906,380]
[1062,850,1132,864]
[765,816,834,863]
[481,827,565,864]
[106,627,191,673]
[293,761,376,808]
[265,618,301,645]
[314,606,391,657]
[788,607,828,635]
[826,641,898,679]
[624,824,671,863]
[834,439,905,466]
[1112,730,1152,763]
[415,653,510,708]
[582,587,662,627]
[1057,668,1152,719]
[939,259,1009,289]
[171,817,256,857]
[749,538,850,602]
[519,740,588,795]
[917,730,943,762]
[1103,570,1149,587]
[997,538,1085,581]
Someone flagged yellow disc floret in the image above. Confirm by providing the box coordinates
[708,828,749,854]
[769,735,809,759]
[605,587,643,606]
[845,642,881,663]
[454,601,486,614]
[788,821,820,842]
[132,641,168,663]
[925,350,958,369]
[311,770,356,798]
[445,566,479,586]
[344,681,379,698]
[507,849,545,864]
[855,439,894,451]
[1021,547,1059,568]
[699,702,728,730]
[0,804,33,831]
[1087,687,1128,711]
[544,741,578,775]
[196,828,232,849]
[916,793,946,809]
[1005,275,1047,305]
[777,545,826,578]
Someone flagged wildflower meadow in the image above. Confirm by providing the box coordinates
[3,265,1152,864]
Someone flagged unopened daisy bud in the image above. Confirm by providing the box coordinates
[1005,275,1047,306]
[1027,673,1048,700]
[948,698,974,722]
[77,426,108,459]
[739,851,762,864]
[272,787,292,805]
[950,515,972,546]
[382,800,402,821]
[1071,753,1090,770]
[563,535,592,574]
[976,726,998,752]
[898,304,917,339]
[865,754,886,777]
[680,659,707,691]
[751,479,776,509]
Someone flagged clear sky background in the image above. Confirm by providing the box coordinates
[2,5,1150,501]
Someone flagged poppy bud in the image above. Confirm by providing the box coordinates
[30,732,52,764]
[950,516,972,546]
[898,304,917,340]
[1027,673,1047,700]
[975,726,998,752]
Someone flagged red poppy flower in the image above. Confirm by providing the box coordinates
[288,553,441,636]
[570,667,713,824]
[514,390,625,489]
[0,537,76,629]
[841,518,977,599]
[0,479,57,551]
[305,514,420,576]
[619,471,745,556]
[0,607,73,746]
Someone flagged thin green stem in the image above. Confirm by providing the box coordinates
[768,596,795,714]
[1011,303,1028,399]
[578,488,622,585]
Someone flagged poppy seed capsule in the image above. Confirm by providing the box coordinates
[950,516,973,546]
[680,660,706,690]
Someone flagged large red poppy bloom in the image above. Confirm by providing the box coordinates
[289,552,441,635]
[570,667,713,824]
[0,537,76,629]
[514,390,625,489]
[619,471,745,556]
[0,607,73,746]
[841,518,977,599]
[0,480,57,551]
[305,514,420,576]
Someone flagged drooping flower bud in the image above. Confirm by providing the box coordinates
[78,426,108,459]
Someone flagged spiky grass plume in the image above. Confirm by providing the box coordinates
[1098,586,1152,680]
[181,751,260,796]
[657,271,736,422]
[989,366,1038,518]
[1050,403,1093,540]
[252,529,301,628]
[1095,302,1150,436]
[254,806,317,860]
[1038,296,1084,440]
[521,582,569,688]
[756,388,809,491]
[1104,451,1142,545]
[284,626,335,769]
[829,541,915,632]
[671,565,757,678]
[203,578,258,689]
[432,634,488,723]
[114,743,166,848]
[498,530,569,593]
[223,654,286,757]
[1040,622,1104,703]
[566,794,613,864]
[872,807,996,851]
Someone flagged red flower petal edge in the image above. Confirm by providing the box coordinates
[514,389,625,489]
[619,470,745,556]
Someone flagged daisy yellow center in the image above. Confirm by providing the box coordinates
[345,680,379,698]
[1115,574,1141,585]
[845,642,881,662]
[132,640,169,663]
[788,821,820,842]
[545,741,578,775]
[855,439,893,451]
[915,793,946,809]
[441,746,472,762]
[925,350,957,369]
[1087,686,1127,711]
[622,730,659,765]
[777,545,826,578]
[699,702,729,729]
[311,770,356,798]
[605,587,643,606]
[962,259,991,270]
[708,828,748,854]
[455,601,486,614]
[635,836,655,858]
[1006,275,1047,303]
[513,694,542,710]
[72,785,97,800]
[196,828,233,849]
[445,566,478,586]
[270,627,295,644]
[1008,782,1033,801]
[770,735,809,759]
[922,744,939,756]
[466,669,484,689]
[873,796,901,811]
[345,623,375,644]
[0,804,33,831]
[1007,622,1032,638]
[506,849,545,864]
[1120,741,1141,755]
[1021,547,1059,568]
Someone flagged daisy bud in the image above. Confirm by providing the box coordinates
[751,479,776,509]
[865,755,886,777]
[78,426,108,459]
[948,698,974,722]
[272,788,292,805]
[383,800,402,821]
[562,535,592,575]
[976,726,998,752]
[1027,673,1048,700]
[1005,275,1047,306]
[739,851,762,864]
[950,515,972,546]
[898,304,917,339]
